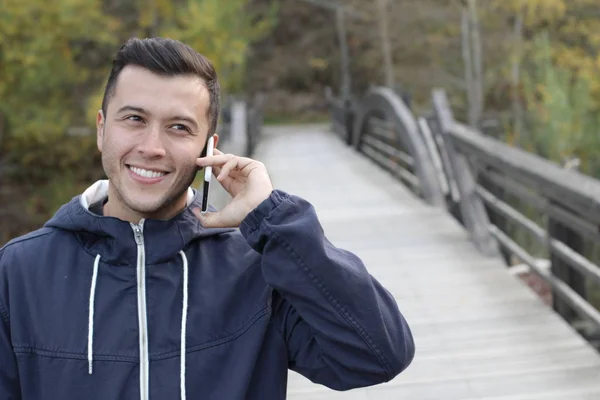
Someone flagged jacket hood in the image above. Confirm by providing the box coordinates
[45,180,236,266]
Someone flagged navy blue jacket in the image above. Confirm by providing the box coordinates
[0,180,414,399]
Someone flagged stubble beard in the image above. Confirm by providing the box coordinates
[102,153,200,220]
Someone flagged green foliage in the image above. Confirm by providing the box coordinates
[161,0,278,93]
[0,133,105,243]
[520,31,600,177]
[480,0,600,178]
[5,134,101,183]
[0,0,120,139]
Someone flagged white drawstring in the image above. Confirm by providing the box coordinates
[88,254,101,375]
[179,250,189,400]
[86,250,189,400]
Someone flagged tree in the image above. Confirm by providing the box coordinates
[162,0,278,93]
[487,0,600,176]
[0,0,120,140]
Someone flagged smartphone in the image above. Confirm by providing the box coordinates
[200,135,215,213]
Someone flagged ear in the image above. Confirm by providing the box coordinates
[212,134,219,150]
[96,110,105,152]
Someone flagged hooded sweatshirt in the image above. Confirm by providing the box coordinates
[0,180,415,400]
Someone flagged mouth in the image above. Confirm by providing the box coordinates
[127,165,170,182]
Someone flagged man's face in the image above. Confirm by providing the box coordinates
[96,65,214,221]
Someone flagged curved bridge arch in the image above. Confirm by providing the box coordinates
[352,86,445,207]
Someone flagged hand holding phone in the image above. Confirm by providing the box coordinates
[193,144,274,228]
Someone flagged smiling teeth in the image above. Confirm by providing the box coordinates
[130,166,166,179]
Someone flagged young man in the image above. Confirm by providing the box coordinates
[0,37,414,399]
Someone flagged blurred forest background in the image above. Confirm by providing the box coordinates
[1,0,600,244]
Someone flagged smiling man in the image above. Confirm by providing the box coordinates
[0,37,415,400]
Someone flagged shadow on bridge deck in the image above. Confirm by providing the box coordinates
[254,124,600,400]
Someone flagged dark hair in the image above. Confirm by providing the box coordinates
[101,37,220,136]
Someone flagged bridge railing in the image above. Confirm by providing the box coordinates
[430,89,600,331]
[327,85,600,339]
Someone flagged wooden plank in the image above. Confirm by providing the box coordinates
[251,124,600,399]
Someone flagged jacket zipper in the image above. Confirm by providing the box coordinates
[132,220,149,400]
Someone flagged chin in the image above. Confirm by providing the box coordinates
[125,189,188,220]
[126,199,167,217]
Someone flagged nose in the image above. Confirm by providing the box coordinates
[137,124,166,158]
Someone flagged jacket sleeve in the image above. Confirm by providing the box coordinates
[0,251,21,399]
[240,190,415,391]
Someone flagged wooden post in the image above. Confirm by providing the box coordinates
[548,207,587,323]
[479,169,511,265]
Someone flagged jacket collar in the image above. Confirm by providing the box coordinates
[45,180,235,266]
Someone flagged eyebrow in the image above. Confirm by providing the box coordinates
[116,105,199,130]
[117,105,147,115]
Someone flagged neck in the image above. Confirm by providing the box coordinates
[103,186,189,224]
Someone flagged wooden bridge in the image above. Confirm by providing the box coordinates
[216,87,600,398]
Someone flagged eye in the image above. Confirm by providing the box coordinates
[125,115,144,123]
[171,124,191,133]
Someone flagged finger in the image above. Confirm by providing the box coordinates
[211,163,235,189]
[217,157,240,181]
[198,152,256,171]
[211,164,222,178]
[196,153,234,168]
[210,148,225,174]
[209,152,223,175]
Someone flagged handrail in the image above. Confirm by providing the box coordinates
[448,122,600,224]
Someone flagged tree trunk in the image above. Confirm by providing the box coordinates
[468,0,483,127]
[0,111,5,243]
[0,111,4,148]
[511,11,524,147]
[377,0,394,88]
[461,9,476,126]
[335,7,351,100]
